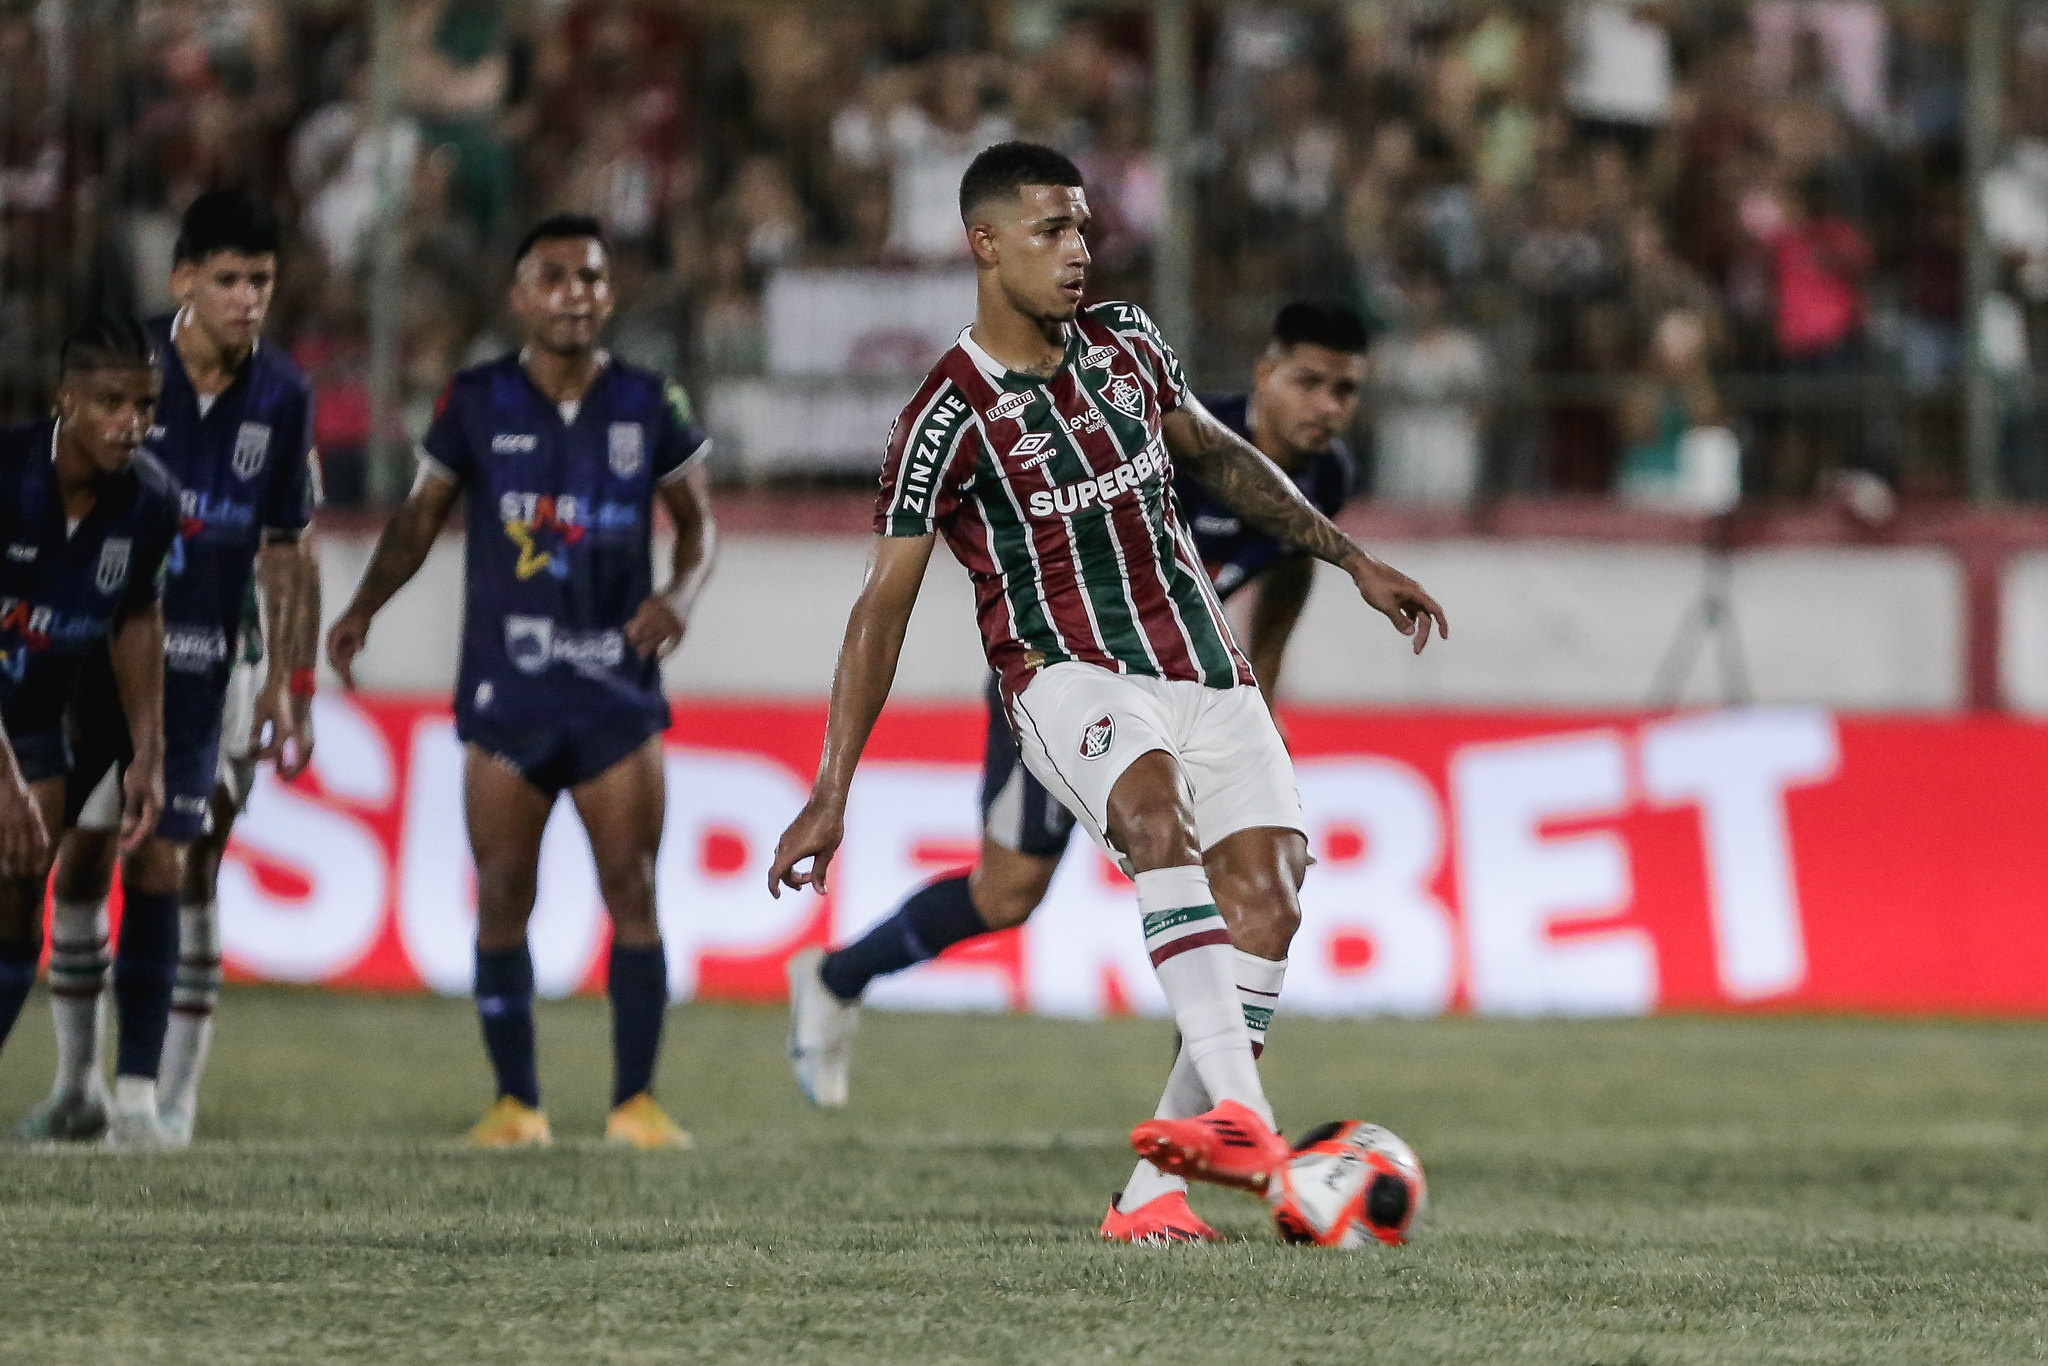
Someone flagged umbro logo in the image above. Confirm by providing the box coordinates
[492,433,539,454]
[986,391,1033,424]
[1011,433,1056,471]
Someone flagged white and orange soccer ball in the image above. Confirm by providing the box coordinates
[1265,1120,1426,1248]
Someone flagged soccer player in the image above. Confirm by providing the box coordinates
[767,143,1445,1237]
[0,318,181,1122]
[326,215,715,1149]
[785,300,1365,1125]
[15,191,318,1148]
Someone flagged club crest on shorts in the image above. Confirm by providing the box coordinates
[94,537,131,595]
[1104,376,1145,421]
[608,422,644,477]
[1080,713,1114,760]
[232,422,270,479]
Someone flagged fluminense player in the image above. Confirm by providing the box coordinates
[767,143,1446,1236]
[0,318,180,1116]
[16,192,317,1148]
[785,301,1366,1237]
[327,215,715,1149]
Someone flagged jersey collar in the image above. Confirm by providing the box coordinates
[957,326,1078,391]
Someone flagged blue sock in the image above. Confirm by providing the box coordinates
[114,889,179,1078]
[819,872,989,1002]
[475,944,540,1107]
[0,935,37,1058]
[608,942,667,1107]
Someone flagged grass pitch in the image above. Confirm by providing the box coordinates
[2,991,2046,1363]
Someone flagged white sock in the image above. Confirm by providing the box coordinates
[47,899,110,1099]
[1118,949,1289,1214]
[1134,866,1269,1125]
[159,900,221,1125]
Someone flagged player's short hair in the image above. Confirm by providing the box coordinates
[958,141,1085,223]
[174,189,281,264]
[513,214,609,269]
[1271,301,1369,356]
[60,314,159,376]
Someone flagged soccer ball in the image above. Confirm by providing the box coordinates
[1265,1120,1426,1248]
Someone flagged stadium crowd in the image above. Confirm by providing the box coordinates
[2,0,2046,505]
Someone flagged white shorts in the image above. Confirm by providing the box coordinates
[1008,661,1305,863]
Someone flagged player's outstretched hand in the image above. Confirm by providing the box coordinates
[626,595,687,660]
[326,612,370,691]
[1349,557,1449,655]
[768,795,845,898]
[117,760,163,855]
[0,777,50,878]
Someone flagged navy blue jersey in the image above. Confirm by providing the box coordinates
[0,419,181,726]
[419,352,710,732]
[143,316,314,693]
[1173,392,1356,600]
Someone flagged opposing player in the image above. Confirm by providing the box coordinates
[767,143,1445,1236]
[16,192,318,1148]
[0,318,180,1097]
[327,215,715,1149]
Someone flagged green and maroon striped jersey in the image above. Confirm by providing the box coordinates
[874,301,1253,697]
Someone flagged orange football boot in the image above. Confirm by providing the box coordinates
[1099,1189,1225,1244]
[1129,1100,1289,1193]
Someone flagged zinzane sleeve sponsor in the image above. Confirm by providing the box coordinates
[653,378,712,484]
[874,378,973,537]
[417,381,471,487]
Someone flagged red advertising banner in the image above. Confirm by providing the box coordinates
[206,696,2048,1016]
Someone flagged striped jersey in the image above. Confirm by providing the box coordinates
[875,301,1253,697]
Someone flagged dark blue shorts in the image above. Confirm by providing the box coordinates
[7,726,69,786]
[62,652,223,844]
[981,674,1076,859]
[459,712,663,797]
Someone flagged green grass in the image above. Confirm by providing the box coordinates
[3,992,2048,1364]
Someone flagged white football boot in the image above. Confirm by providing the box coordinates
[103,1079,177,1150]
[785,947,858,1109]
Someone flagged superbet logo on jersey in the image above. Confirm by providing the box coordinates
[1026,441,1169,518]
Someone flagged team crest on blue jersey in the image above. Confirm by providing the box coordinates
[232,422,271,480]
[1104,376,1146,421]
[95,538,131,595]
[608,422,644,478]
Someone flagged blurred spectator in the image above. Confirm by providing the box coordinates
[1746,170,1872,495]
[1614,308,1728,504]
[401,0,514,244]
[1368,267,1493,506]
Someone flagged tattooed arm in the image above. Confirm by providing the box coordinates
[1162,398,1448,653]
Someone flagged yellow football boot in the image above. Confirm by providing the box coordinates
[468,1096,553,1148]
[605,1093,693,1149]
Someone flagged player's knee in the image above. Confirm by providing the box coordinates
[1107,802,1200,874]
[52,834,117,904]
[596,860,658,936]
[121,839,186,898]
[1208,863,1303,957]
[473,862,538,921]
